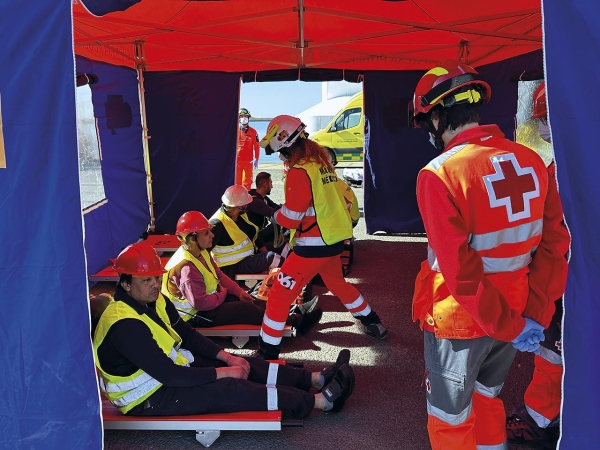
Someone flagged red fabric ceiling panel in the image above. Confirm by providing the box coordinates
[73,0,542,72]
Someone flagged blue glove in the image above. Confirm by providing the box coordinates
[512,318,545,354]
[253,159,259,169]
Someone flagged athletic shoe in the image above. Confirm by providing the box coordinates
[363,323,388,340]
[296,295,319,315]
[296,308,323,335]
[322,363,355,413]
[506,410,559,449]
[320,349,351,391]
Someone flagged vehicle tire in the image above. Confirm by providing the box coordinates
[326,148,338,166]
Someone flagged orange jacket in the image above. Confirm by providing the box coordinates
[237,125,260,162]
[412,125,570,341]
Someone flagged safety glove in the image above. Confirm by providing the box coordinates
[511,317,545,354]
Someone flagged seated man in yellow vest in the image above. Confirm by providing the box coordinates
[162,211,322,332]
[209,185,284,280]
[94,241,355,418]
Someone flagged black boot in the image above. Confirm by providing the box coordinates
[255,336,281,361]
[358,310,388,340]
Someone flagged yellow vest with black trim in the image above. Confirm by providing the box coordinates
[161,247,219,321]
[290,162,352,245]
[93,295,191,413]
[210,209,258,267]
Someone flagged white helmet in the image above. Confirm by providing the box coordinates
[259,115,306,154]
[221,185,253,207]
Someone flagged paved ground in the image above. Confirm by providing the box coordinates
[96,162,542,449]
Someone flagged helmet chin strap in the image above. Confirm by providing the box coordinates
[424,116,446,152]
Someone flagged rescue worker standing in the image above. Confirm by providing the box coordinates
[161,211,322,331]
[236,108,260,191]
[93,242,356,418]
[410,64,570,449]
[209,185,283,280]
[506,82,565,448]
[255,115,387,360]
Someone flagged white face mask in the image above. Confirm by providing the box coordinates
[539,121,552,143]
[239,117,249,126]
[429,133,437,148]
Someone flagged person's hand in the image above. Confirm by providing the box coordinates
[239,290,255,303]
[216,284,225,294]
[225,353,251,374]
[511,318,545,354]
[253,159,259,169]
[215,366,249,380]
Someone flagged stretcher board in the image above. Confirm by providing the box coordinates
[145,234,181,253]
[89,257,171,282]
[197,324,296,349]
[234,273,268,289]
[102,399,282,447]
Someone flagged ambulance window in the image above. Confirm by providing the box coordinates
[335,107,361,131]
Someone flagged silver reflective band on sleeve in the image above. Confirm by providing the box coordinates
[344,294,366,310]
[469,220,543,251]
[294,236,326,246]
[538,346,563,366]
[266,363,279,387]
[178,348,194,366]
[280,205,305,221]
[269,254,282,269]
[267,386,278,410]
[305,207,315,216]
[426,399,472,426]
[476,443,508,450]
[474,380,503,398]
[259,329,283,345]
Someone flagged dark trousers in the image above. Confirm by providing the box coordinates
[128,357,315,419]
[189,294,301,328]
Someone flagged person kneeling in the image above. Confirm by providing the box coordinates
[162,211,321,334]
[94,242,354,419]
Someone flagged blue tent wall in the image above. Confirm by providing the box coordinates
[76,57,150,275]
[0,2,101,449]
[363,51,544,234]
[144,71,240,232]
[545,1,600,447]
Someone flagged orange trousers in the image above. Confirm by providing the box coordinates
[260,252,370,345]
[235,159,253,191]
[524,355,562,426]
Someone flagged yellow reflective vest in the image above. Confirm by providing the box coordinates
[210,209,258,267]
[161,247,219,321]
[93,296,191,413]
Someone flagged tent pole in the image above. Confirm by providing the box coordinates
[296,0,305,69]
[134,40,156,232]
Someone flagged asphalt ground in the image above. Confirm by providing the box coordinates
[95,162,542,449]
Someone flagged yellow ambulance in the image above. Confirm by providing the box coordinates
[310,91,363,165]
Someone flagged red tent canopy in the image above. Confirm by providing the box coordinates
[73,0,542,73]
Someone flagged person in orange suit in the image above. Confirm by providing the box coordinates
[506,81,566,449]
[411,65,570,450]
[236,108,260,191]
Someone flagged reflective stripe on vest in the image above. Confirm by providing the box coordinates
[210,209,258,266]
[428,245,536,273]
[161,247,219,320]
[93,297,190,413]
[289,162,352,246]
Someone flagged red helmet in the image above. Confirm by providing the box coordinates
[176,211,212,237]
[412,63,491,124]
[113,242,165,276]
[531,82,547,120]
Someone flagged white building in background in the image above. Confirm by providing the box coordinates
[297,81,362,134]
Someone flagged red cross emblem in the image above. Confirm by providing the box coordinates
[483,153,540,222]
[555,340,562,352]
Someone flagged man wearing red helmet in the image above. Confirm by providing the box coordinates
[161,211,322,332]
[506,81,565,448]
[411,65,570,449]
[236,108,260,191]
[93,242,356,418]
[254,115,387,360]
